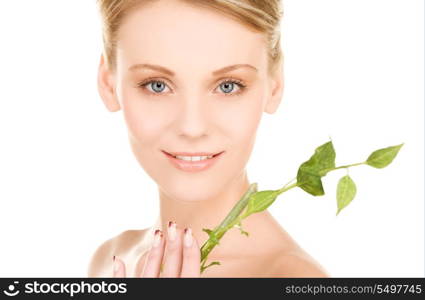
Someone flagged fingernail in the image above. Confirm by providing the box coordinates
[184,227,193,247]
[168,221,177,241]
[113,256,120,273]
[153,229,162,247]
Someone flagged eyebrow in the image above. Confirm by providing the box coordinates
[128,63,258,76]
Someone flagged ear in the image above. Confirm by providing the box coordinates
[264,63,284,114]
[97,54,121,112]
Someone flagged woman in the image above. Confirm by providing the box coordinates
[89,0,329,278]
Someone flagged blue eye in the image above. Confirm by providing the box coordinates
[217,79,246,96]
[139,80,170,94]
[137,77,247,97]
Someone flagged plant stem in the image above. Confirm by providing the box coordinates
[277,181,299,195]
[319,161,366,175]
[199,183,258,270]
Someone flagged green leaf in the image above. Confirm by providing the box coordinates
[297,168,324,196]
[296,140,336,196]
[366,143,404,168]
[336,175,357,215]
[234,221,249,237]
[202,228,212,235]
[200,261,221,273]
[246,190,280,216]
[207,261,221,267]
[202,228,220,245]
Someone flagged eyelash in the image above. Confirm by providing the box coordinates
[136,76,247,97]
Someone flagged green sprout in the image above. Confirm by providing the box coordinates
[199,139,404,274]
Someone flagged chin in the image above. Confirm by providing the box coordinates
[158,175,229,203]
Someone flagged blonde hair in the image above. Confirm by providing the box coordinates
[96,0,283,75]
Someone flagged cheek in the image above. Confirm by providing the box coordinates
[119,89,169,143]
[215,96,264,150]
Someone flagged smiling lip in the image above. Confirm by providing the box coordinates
[163,151,224,157]
[162,150,225,172]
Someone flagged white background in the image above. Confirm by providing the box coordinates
[0,0,423,277]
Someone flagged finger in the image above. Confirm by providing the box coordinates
[161,221,184,277]
[141,229,165,277]
[180,227,201,277]
[112,255,126,277]
[135,250,150,277]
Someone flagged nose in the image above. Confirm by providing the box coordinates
[174,94,209,139]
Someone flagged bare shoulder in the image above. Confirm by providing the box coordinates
[87,229,148,277]
[272,250,330,278]
[259,214,330,278]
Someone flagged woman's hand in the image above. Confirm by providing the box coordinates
[112,221,201,277]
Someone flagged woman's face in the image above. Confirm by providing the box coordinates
[98,0,283,203]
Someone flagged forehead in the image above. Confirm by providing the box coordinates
[116,0,267,74]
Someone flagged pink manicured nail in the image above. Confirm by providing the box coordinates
[153,230,162,247]
[168,221,177,241]
[113,256,120,272]
[184,227,193,247]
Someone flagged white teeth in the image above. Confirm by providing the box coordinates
[174,155,213,161]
